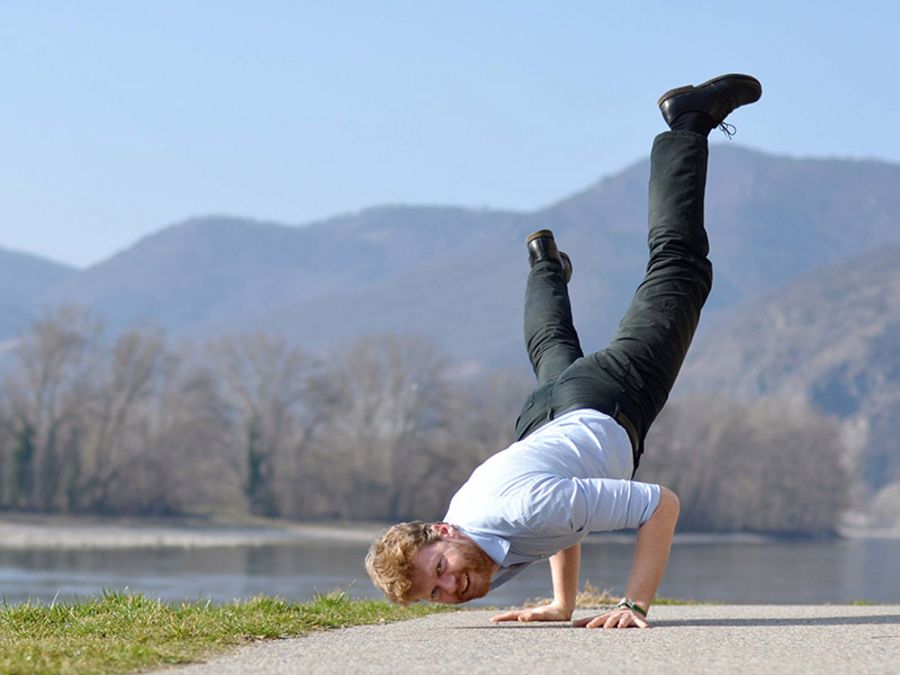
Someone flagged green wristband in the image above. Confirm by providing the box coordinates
[616,598,647,617]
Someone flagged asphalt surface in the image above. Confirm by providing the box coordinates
[166,605,900,674]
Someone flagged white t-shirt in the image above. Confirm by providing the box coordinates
[444,408,661,583]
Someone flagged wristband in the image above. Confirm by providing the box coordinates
[616,598,647,617]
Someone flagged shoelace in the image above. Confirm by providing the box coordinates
[710,82,738,139]
[718,121,737,138]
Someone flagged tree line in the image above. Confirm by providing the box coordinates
[0,308,849,534]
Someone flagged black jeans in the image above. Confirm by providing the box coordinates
[514,131,712,474]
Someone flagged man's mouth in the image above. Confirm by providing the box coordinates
[462,572,470,596]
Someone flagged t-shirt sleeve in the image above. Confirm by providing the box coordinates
[570,478,661,532]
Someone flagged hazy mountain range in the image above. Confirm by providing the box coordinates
[3,142,900,491]
[0,247,76,339]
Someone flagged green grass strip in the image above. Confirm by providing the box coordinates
[0,591,448,674]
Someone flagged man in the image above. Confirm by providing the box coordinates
[365,74,762,628]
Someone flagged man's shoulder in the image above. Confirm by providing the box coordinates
[444,480,534,531]
[446,472,578,533]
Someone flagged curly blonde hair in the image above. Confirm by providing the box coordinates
[364,521,442,605]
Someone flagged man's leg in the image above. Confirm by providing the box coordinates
[551,74,762,469]
[513,230,583,440]
[596,130,712,433]
[523,230,581,386]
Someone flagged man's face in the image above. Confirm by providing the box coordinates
[409,526,498,604]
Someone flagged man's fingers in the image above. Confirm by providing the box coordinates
[490,611,521,623]
[573,613,609,628]
[573,610,650,629]
[493,604,576,624]
[491,610,541,623]
[573,614,598,628]
[580,614,610,628]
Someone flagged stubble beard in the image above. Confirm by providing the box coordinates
[459,539,496,601]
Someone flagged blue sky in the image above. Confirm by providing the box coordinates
[2,1,898,267]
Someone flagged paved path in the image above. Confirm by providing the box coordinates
[168,605,900,674]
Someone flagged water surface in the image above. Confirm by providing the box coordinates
[2,535,898,606]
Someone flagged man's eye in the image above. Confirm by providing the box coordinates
[431,587,438,600]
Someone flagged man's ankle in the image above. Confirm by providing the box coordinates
[667,111,715,137]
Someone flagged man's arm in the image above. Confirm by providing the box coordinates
[549,540,580,614]
[574,486,680,628]
[490,542,581,623]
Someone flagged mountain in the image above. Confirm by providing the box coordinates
[0,247,77,341]
[41,208,519,335]
[7,143,900,372]
[679,243,900,490]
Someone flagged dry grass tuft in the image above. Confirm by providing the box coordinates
[521,581,618,609]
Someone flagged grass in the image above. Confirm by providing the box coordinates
[0,591,449,674]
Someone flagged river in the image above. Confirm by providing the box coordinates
[2,531,899,607]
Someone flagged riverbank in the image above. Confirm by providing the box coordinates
[0,513,379,549]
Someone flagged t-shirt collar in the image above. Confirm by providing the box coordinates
[454,526,510,566]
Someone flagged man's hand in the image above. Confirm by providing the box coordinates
[573,607,649,629]
[490,602,572,623]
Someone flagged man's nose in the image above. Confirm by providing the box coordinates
[438,573,457,594]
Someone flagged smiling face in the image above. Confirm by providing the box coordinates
[408,524,499,604]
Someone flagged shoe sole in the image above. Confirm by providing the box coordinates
[657,73,762,107]
[559,251,573,283]
[526,228,555,243]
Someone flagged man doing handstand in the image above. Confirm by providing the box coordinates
[366,74,762,628]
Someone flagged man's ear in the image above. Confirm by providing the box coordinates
[430,522,455,538]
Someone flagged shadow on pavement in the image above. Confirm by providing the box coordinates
[652,615,900,628]
[452,614,900,629]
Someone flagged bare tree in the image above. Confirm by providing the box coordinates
[0,314,854,536]
[643,394,850,535]
[121,352,237,515]
[209,334,329,517]
[77,330,170,512]
[0,315,239,516]
[1,307,100,511]
[0,399,14,507]
[310,334,455,521]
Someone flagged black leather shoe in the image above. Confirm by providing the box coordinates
[658,73,762,132]
[526,229,572,283]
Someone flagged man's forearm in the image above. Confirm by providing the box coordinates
[624,486,680,612]
[549,542,581,613]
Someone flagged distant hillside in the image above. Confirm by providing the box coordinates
[679,243,900,490]
[0,247,76,340]
[40,209,519,336]
[4,143,900,373]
